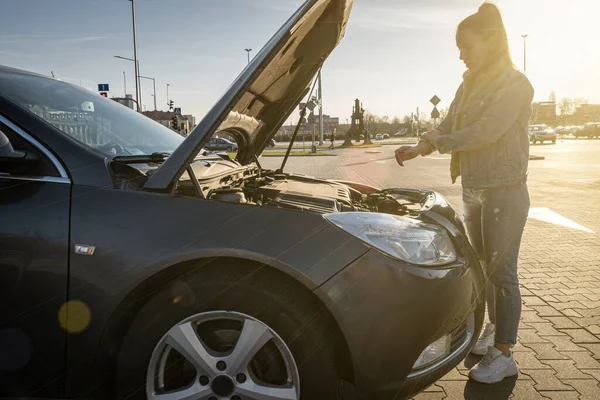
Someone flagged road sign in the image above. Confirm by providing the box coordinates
[430,95,441,106]
[174,107,182,115]
[431,107,440,119]
[98,84,109,92]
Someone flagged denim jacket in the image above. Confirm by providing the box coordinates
[431,65,534,188]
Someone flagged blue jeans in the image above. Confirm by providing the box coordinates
[462,183,530,345]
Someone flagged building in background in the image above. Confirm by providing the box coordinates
[573,104,600,124]
[184,115,196,131]
[323,115,340,133]
[142,110,194,136]
[531,102,557,126]
[111,94,135,109]
[559,104,600,126]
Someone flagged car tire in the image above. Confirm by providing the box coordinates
[531,137,536,144]
[227,146,233,152]
[114,265,339,400]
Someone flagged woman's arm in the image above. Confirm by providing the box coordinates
[435,73,534,154]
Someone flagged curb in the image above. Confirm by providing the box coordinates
[339,145,383,149]
[260,153,337,157]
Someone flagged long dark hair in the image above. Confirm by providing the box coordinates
[458,3,513,70]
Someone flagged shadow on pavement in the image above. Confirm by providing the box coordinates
[462,354,518,400]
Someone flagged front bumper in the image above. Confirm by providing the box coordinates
[532,134,556,140]
[316,200,485,399]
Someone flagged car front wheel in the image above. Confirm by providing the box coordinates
[114,266,339,400]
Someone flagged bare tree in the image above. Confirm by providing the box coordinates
[560,97,591,115]
[573,97,589,110]
[438,108,449,121]
[558,98,574,116]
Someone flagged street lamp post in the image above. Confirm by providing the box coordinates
[245,48,252,64]
[140,75,156,111]
[114,56,142,111]
[521,34,528,73]
[167,83,170,108]
[123,71,127,96]
[130,0,141,112]
[318,71,324,145]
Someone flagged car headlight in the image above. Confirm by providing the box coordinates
[324,212,457,266]
[412,334,451,370]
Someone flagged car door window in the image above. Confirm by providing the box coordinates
[0,121,62,179]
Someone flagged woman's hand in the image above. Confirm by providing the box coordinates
[395,145,421,166]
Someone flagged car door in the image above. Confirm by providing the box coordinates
[0,115,71,398]
[206,138,216,150]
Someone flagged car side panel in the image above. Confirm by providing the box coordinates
[65,186,368,397]
[0,180,70,399]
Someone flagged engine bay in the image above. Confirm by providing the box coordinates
[197,168,429,217]
[113,158,431,217]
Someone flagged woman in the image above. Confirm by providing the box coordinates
[396,3,533,384]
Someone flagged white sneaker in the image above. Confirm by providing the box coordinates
[469,346,518,384]
[471,323,495,355]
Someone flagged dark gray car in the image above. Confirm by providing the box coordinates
[0,1,484,399]
[205,137,238,152]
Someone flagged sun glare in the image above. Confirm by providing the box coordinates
[499,0,600,102]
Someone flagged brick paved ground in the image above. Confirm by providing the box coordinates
[261,139,600,399]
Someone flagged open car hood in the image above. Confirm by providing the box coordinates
[144,0,353,191]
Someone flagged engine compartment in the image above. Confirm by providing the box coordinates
[113,159,430,217]
[205,171,429,217]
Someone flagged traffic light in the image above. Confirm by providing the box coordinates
[168,100,174,110]
[100,92,108,97]
[171,116,178,130]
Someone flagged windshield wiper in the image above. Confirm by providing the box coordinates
[112,152,172,164]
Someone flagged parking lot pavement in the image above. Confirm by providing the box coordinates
[259,139,600,399]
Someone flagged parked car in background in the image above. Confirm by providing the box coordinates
[529,124,557,144]
[383,133,390,139]
[0,1,485,399]
[375,133,383,140]
[205,137,238,152]
[267,138,276,147]
[566,126,581,135]
[575,122,600,139]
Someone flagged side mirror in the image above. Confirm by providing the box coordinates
[0,130,38,174]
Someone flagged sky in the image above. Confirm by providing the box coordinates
[1,0,599,124]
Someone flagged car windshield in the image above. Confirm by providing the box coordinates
[0,69,184,157]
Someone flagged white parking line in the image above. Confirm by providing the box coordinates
[528,207,595,234]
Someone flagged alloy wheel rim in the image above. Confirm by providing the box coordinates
[146,311,300,400]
